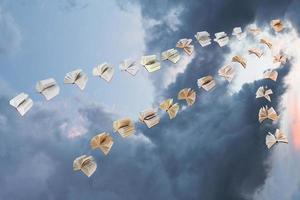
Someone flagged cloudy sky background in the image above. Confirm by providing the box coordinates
[0,0,300,199]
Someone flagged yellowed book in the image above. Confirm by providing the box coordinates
[263,70,278,82]
[258,106,279,123]
[248,48,263,58]
[270,19,283,32]
[113,118,135,137]
[232,55,246,68]
[218,65,235,82]
[140,55,160,73]
[139,108,160,128]
[266,129,288,149]
[255,86,273,102]
[197,76,216,91]
[73,155,97,177]
[177,88,196,106]
[159,98,179,119]
[260,38,272,49]
[273,54,287,65]
[176,38,194,56]
[90,132,113,155]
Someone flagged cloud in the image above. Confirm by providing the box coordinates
[0,5,21,54]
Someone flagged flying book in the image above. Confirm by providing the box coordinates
[266,129,288,149]
[92,63,114,82]
[270,19,284,32]
[159,98,179,119]
[36,78,60,101]
[176,38,194,56]
[9,93,33,116]
[120,59,139,76]
[232,55,246,68]
[256,86,273,102]
[139,108,160,128]
[64,69,88,90]
[248,24,261,36]
[263,70,278,82]
[218,65,235,82]
[273,54,287,65]
[232,27,246,40]
[213,32,229,47]
[248,48,263,58]
[90,132,113,155]
[140,55,160,73]
[73,155,97,177]
[258,106,279,123]
[177,88,196,106]
[194,31,211,47]
[113,118,135,137]
[197,75,216,91]
[161,48,180,64]
[260,38,272,49]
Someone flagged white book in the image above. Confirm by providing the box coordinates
[176,38,194,55]
[218,65,235,82]
[139,108,160,128]
[36,78,60,101]
[159,99,179,119]
[73,155,97,177]
[214,32,229,47]
[263,70,278,82]
[258,106,279,123]
[92,63,114,82]
[197,76,216,91]
[232,27,246,40]
[266,129,288,149]
[256,86,273,102]
[140,55,160,73]
[194,31,211,47]
[161,49,180,64]
[9,93,33,116]
[120,59,139,76]
[64,69,88,90]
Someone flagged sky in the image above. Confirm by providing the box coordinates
[1,0,300,199]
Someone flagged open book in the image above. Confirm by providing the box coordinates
[273,54,287,65]
[263,70,278,82]
[256,86,273,102]
[194,31,211,47]
[248,48,263,58]
[260,38,272,49]
[90,132,113,155]
[197,75,216,91]
[248,24,261,36]
[258,106,279,123]
[177,88,196,106]
[140,55,160,73]
[266,129,288,149]
[92,63,114,82]
[218,65,235,82]
[139,108,160,128]
[161,49,180,64]
[213,32,229,47]
[36,78,60,101]
[9,93,33,116]
[73,155,97,177]
[160,99,179,119]
[232,55,246,68]
[232,27,246,40]
[120,59,139,76]
[270,19,283,32]
[113,118,135,137]
[64,69,88,90]
[176,38,194,56]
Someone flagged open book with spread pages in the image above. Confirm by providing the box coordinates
[177,88,196,106]
[260,38,272,49]
[139,108,160,128]
[232,55,246,68]
[9,93,33,116]
[266,129,288,149]
[73,155,97,177]
[90,132,114,155]
[194,31,211,47]
[64,69,88,90]
[120,59,139,76]
[263,69,278,82]
[248,48,263,58]
[113,118,135,137]
[256,86,273,102]
[176,38,194,56]
[258,106,279,123]
[270,19,283,32]
[197,75,216,91]
[161,49,180,64]
[232,27,246,40]
[159,98,179,119]
[92,63,114,82]
[140,55,160,73]
[273,54,287,65]
[214,32,229,47]
[218,65,235,82]
[36,78,60,101]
